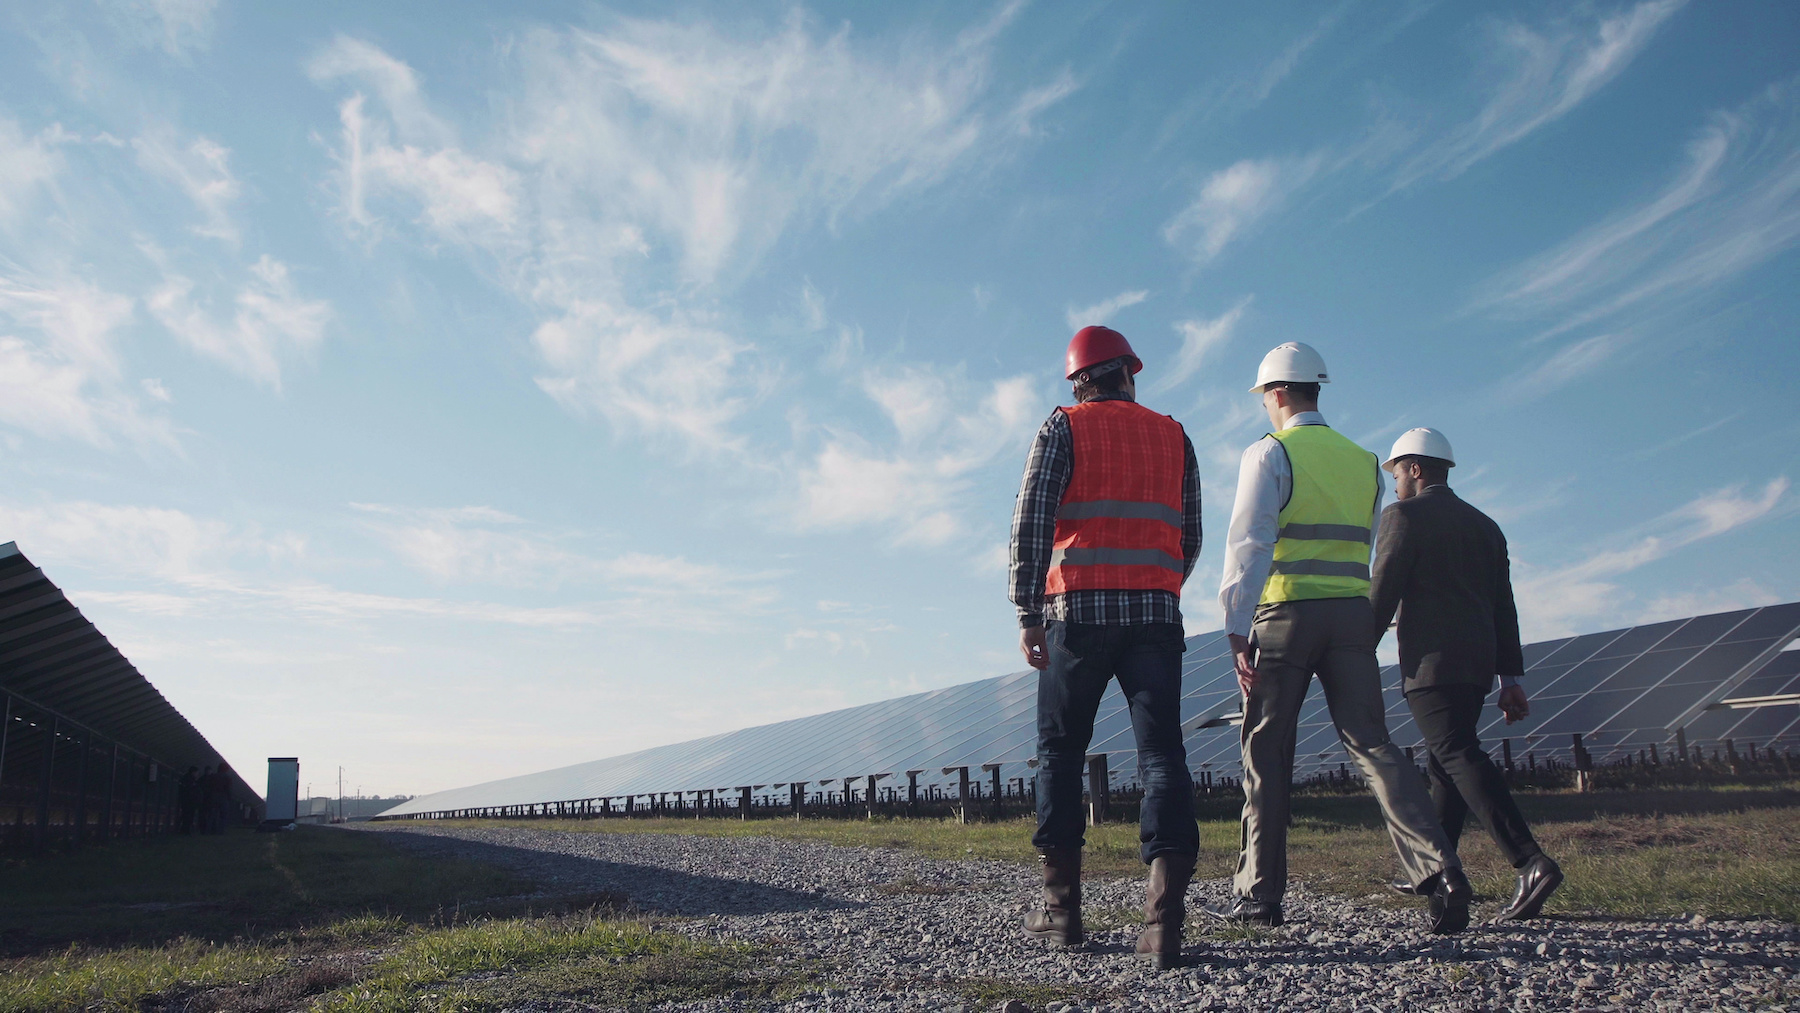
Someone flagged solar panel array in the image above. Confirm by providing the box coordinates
[378,602,1800,818]
[1,541,261,847]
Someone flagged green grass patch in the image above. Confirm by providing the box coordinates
[0,827,528,956]
[0,939,289,1013]
[947,974,1111,1008]
[0,826,818,1013]
[317,913,813,1013]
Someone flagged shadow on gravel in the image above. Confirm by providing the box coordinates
[367,827,850,918]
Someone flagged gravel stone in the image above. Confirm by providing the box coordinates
[356,823,1800,1012]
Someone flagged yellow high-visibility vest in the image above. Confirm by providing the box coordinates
[1260,424,1378,604]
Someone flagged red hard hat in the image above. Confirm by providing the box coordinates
[1065,325,1143,380]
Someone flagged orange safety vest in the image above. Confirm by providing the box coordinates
[1045,400,1187,597]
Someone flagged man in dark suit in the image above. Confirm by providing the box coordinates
[1370,428,1563,923]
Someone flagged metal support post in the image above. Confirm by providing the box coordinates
[1677,727,1689,763]
[905,770,921,816]
[941,766,970,824]
[123,754,138,839]
[983,763,1003,821]
[790,781,806,820]
[0,695,10,795]
[74,731,90,844]
[1085,754,1109,826]
[34,717,57,851]
[101,743,117,840]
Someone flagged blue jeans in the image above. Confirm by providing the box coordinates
[1032,620,1198,864]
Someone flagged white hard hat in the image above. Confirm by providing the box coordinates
[1250,341,1330,392]
[1384,427,1456,469]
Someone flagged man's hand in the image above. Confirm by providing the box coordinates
[1021,626,1048,670]
[1229,633,1257,696]
[1498,684,1530,723]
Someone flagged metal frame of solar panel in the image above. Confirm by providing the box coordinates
[0,542,261,849]
[377,603,1800,820]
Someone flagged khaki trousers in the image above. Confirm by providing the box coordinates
[1233,596,1459,903]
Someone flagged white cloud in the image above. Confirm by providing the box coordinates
[148,255,330,389]
[1499,331,1629,401]
[1163,156,1319,265]
[2,496,778,632]
[1064,289,1148,331]
[0,274,173,448]
[1151,295,1252,395]
[1010,68,1079,137]
[507,12,1050,284]
[308,16,1069,454]
[97,0,219,58]
[1394,0,1684,189]
[530,299,754,452]
[133,132,241,243]
[0,118,61,220]
[325,94,519,241]
[351,503,783,612]
[1481,79,1800,341]
[307,35,451,146]
[1637,579,1784,627]
[0,499,244,583]
[793,369,1040,545]
[1514,477,1789,637]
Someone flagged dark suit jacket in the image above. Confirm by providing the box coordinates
[1370,485,1524,693]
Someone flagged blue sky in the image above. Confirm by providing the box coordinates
[2,0,1796,796]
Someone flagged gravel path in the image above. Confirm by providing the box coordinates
[356,823,1797,1012]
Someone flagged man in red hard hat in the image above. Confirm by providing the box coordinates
[1010,325,1203,970]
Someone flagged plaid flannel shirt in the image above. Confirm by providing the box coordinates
[1009,392,1203,628]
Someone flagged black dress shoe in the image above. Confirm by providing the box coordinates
[1202,897,1284,927]
[1494,854,1563,923]
[1427,867,1472,934]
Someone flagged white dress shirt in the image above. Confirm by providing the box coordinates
[1218,411,1383,638]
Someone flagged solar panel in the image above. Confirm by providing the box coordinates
[378,604,1800,818]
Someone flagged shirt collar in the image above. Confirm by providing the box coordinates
[1288,410,1327,427]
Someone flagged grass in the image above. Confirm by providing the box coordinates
[946,975,1110,1008]
[313,912,814,1013]
[0,825,527,955]
[0,941,290,1013]
[0,828,814,1013]
[423,783,1800,922]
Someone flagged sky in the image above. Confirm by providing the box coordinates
[1,0,1797,798]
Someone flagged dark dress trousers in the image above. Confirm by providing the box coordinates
[1371,485,1541,867]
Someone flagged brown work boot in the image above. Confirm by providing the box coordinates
[1022,847,1083,946]
[1136,852,1196,970]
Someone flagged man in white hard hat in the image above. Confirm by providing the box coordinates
[1010,326,1203,970]
[1373,428,1564,922]
[1210,342,1471,933]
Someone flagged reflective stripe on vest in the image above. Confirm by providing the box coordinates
[1045,400,1187,597]
[1260,424,1378,604]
